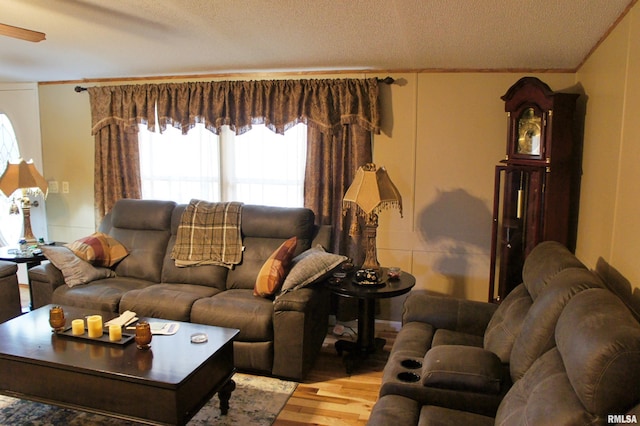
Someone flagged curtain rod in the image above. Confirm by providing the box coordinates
[73,77,395,93]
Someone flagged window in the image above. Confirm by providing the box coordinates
[139,123,307,207]
[0,113,23,246]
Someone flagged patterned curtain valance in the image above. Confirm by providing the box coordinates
[88,78,381,136]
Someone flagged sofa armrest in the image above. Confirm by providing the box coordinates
[0,260,21,323]
[28,263,65,309]
[272,286,330,379]
[403,291,498,337]
[422,345,504,394]
[274,286,319,312]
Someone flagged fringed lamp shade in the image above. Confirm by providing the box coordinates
[0,159,48,242]
[0,159,48,197]
[343,163,402,271]
[343,163,402,217]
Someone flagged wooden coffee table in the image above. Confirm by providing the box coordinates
[0,305,239,425]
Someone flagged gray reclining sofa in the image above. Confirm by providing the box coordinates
[28,199,337,380]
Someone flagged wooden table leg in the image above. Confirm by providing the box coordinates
[218,379,236,415]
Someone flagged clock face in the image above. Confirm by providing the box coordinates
[517,108,541,155]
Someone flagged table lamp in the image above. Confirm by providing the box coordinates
[343,163,402,271]
[0,159,48,242]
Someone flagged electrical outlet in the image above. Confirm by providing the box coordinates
[62,181,69,193]
[48,181,59,193]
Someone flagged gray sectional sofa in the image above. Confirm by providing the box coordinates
[368,241,640,425]
[28,199,337,380]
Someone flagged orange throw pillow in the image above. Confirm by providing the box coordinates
[254,236,297,297]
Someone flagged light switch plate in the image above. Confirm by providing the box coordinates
[48,181,59,193]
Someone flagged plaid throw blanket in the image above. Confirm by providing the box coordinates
[171,200,244,268]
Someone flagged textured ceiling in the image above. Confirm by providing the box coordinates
[0,0,635,83]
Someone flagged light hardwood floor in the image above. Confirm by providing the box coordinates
[274,324,397,426]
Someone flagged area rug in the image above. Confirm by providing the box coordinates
[0,373,296,425]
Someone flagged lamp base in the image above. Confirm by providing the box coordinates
[361,214,380,272]
[21,203,36,243]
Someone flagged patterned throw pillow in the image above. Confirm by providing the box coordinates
[279,245,347,295]
[65,232,128,267]
[254,236,298,297]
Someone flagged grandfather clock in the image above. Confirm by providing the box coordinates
[489,77,582,302]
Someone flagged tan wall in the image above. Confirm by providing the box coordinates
[373,73,574,319]
[38,84,95,242]
[576,3,640,317]
[36,2,640,321]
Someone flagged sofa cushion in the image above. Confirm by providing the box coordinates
[65,231,129,267]
[110,228,172,283]
[52,276,153,313]
[279,245,347,294]
[240,205,316,256]
[521,241,586,300]
[119,283,222,321]
[110,199,176,231]
[483,242,586,364]
[107,199,175,283]
[509,267,603,381]
[41,245,115,288]
[161,205,229,289]
[432,329,484,348]
[556,288,640,416]
[483,284,532,363]
[422,345,503,394]
[191,289,274,341]
[225,205,317,290]
[402,292,497,337]
[254,236,297,297]
[495,348,598,426]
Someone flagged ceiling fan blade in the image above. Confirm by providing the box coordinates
[0,23,46,42]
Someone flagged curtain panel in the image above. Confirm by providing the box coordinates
[88,78,380,257]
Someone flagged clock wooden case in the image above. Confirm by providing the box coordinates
[489,77,582,302]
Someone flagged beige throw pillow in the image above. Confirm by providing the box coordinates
[41,245,115,287]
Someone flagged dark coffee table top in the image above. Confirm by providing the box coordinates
[0,305,239,388]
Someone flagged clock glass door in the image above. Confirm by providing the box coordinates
[517,107,542,155]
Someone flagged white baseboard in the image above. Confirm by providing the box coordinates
[375,319,402,331]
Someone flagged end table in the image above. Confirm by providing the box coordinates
[329,267,415,373]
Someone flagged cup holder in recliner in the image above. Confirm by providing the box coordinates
[400,359,422,369]
[397,371,421,383]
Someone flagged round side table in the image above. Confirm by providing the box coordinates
[329,267,415,373]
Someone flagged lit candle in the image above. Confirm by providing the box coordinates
[108,324,122,342]
[71,319,85,335]
[87,315,103,338]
